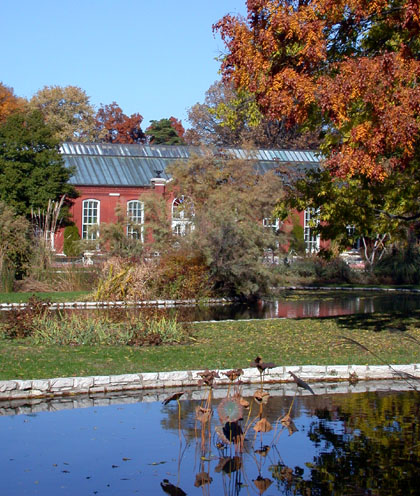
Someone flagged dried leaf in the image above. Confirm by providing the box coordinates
[197,369,220,387]
[195,406,212,424]
[255,445,271,457]
[250,356,276,373]
[253,417,272,433]
[281,413,298,436]
[223,368,244,382]
[253,390,270,405]
[215,456,242,474]
[253,476,272,494]
[215,425,230,444]
[194,472,213,487]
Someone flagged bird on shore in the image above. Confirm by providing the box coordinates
[289,371,315,395]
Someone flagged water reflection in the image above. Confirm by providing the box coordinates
[2,292,416,323]
[1,388,419,495]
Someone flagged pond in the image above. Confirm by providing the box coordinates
[48,291,420,322]
[1,383,419,495]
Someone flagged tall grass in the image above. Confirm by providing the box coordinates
[0,308,192,347]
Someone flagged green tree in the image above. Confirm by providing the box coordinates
[29,85,99,142]
[63,225,81,257]
[0,201,31,290]
[145,118,185,145]
[0,110,77,217]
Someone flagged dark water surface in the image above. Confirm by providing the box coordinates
[53,292,420,322]
[1,388,419,495]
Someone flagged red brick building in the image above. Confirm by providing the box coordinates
[56,142,325,254]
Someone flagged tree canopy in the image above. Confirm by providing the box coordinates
[29,85,98,143]
[0,83,26,125]
[167,150,284,297]
[186,80,320,149]
[0,110,77,216]
[95,102,146,144]
[145,118,185,145]
[215,0,420,235]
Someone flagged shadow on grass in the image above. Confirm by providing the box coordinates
[333,309,420,337]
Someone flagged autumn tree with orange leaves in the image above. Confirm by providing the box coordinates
[215,0,420,243]
[95,102,146,144]
[0,83,26,124]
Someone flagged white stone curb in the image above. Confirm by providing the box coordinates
[0,378,415,417]
[1,363,419,401]
[0,297,235,311]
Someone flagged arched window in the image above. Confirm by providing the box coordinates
[127,200,144,240]
[304,208,320,253]
[82,199,100,240]
[172,196,194,236]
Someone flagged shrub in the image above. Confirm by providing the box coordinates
[374,244,420,284]
[152,251,211,299]
[94,257,156,301]
[1,295,51,339]
[313,257,352,283]
[289,214,306,254]
[63,225,81,256]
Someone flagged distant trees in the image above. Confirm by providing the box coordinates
[0,83,26,125]
[95,102,146,144]
[145,118,185,145]
[185,80,320,149]
[29,85,98,142]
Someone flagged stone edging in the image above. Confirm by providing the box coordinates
[277,286,420,293]
[1,363,419,401]
[0,297,234,311]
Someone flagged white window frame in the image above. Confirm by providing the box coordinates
[263,217,281,231]
[127,200,144,241]
[82,199,100,240]
[172,196,194,236]
[304,208,320,253]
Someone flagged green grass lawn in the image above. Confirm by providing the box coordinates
[0,291,90,304]
[1,311,420,380]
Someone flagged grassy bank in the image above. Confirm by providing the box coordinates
[0,291,90,304]
[1,311,420,380]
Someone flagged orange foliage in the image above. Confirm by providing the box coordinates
[215,0,420,180]
[0,83,25,124]
[95,102,146,144]
[169,116,185,139]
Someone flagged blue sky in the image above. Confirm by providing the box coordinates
[1,0,247,128]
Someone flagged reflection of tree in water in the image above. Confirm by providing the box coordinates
[160,385,420,495]
[270,391,420,496]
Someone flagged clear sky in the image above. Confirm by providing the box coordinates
[1,0,247,128]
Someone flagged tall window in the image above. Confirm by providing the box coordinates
[304,208,320,253]
[127,200,144,240]
[82,199,100,240]
[172,196,194,236]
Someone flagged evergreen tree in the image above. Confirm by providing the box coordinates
[0,110,77,217]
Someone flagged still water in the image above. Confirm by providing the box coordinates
[1,387,419,495]
[52,292,420,322]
